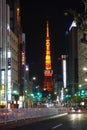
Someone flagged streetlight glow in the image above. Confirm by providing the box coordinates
[25,65,29,71]
[32,76,36,80]
[83,67,87,71]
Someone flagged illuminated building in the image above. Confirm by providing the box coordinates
[8,0,24,107]
[0,0,22,108]
[8,30,19,108]
[44,21,53,92]
[0,0,7,107]
[61,55,67,89]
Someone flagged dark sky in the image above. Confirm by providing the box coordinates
[20,0,84,86]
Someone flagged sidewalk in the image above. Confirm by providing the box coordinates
[0,113,67,130]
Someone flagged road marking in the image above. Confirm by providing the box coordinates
[49,113,67,119]
[52,124,63,129]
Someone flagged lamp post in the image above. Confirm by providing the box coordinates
[31,76,37,92]
[23,65,29,108]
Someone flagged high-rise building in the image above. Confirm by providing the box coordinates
[7,0,18,35]
[0,0,9,107]
[68,21,78,96]
[0,0,24,108]
[7,0,24,95]
[0,0,19,108]
[44,21,53,92]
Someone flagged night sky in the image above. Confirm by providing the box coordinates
[20,0,84,86]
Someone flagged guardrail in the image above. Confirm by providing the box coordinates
[0,107,67,124]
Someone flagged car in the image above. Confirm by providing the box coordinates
[69,106,82,113]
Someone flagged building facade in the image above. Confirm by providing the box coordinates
[0,0,25,108]
[78,1,87,91]
[67,21,78,96]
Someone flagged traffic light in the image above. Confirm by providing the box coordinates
[80,89,85,96]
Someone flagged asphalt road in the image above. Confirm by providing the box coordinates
[7,113,87,130]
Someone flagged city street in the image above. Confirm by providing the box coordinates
[8,113,87,130]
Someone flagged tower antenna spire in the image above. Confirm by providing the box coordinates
[44,21,53,92]
[46,21,49,38]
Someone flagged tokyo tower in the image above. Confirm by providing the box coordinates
[44,21,53,92]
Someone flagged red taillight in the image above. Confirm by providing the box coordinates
[3,112,6,115]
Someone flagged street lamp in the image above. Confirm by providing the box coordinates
[23,65,30,108]
[25,65,29,71]
[36,85,39,92]
[32,76,36,81]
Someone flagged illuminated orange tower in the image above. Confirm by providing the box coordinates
[44,21,53,92]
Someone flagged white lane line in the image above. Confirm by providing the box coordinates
[49,113,68,119]
[52,124,63,129]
